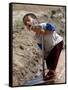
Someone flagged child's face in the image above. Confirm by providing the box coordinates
[24,16,43,35]
[24,16,33,30]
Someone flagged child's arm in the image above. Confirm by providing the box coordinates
[31,25,53,35]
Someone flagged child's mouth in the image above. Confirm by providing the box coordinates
[28,25,31,28]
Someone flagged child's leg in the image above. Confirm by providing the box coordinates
[43,41,63,80]
[46,41,63,71]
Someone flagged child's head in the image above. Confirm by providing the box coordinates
[23,13,38,30]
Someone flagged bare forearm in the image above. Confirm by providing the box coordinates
[32,28,48,35]
[31,26,47,35]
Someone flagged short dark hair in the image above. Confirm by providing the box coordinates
[23,13,38,25]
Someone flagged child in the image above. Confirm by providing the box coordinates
[23,13,63,80]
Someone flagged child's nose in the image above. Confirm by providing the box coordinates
[27,21,32,25]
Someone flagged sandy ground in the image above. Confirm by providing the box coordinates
[11,4,66,86]
[13,29,43,86]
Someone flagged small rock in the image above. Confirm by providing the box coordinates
[19,45,24,50]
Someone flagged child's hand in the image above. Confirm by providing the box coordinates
[31,25,41,30]
[31,25,46,35]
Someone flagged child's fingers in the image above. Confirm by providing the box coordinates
[31,26,36,30]
[31,25,41,30]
